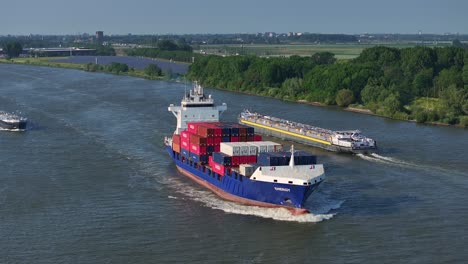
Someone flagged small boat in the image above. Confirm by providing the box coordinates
[0,111,27,131]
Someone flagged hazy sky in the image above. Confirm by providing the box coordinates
[2,0,467,35]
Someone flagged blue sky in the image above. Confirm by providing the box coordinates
[2,0,467,35]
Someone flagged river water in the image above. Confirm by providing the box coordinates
[1,64,467,263]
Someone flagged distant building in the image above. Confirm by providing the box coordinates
[96,31,104,44]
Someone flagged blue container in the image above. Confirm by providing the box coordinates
[292,151,317,165]
[181,148,190,159]
[246,127,255,136]
[230,127,240,137]
[212,152,232,166]
[222,136,231,142]
[190,152,208,164]
[207,145,215,153]
[257,152,290,166]
[216,125,231,137]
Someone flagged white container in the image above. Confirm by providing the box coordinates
[221,142,258,156]
[248,145,257,155]
[220,142,241,156]
[247,141,282,153]
[239,164,255,177]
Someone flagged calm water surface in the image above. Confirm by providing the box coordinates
[1,64,467,263]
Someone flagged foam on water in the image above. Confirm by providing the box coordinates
[165,176,341,223]
[0,128,26,132]
[357,153,467,177]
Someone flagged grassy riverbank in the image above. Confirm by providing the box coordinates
[0,57,167,80]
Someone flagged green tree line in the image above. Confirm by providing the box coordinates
[84,62,163,79]
[125,39,198,63]
[188,46,468,126]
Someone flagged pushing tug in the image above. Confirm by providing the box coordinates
[239,110,376,154]
[164,83,326,215]
[0,111,27,131]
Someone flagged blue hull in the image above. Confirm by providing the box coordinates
[166,146,321,210]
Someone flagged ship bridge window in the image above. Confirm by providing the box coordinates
[288,181,293,184]
[303,182,307,185]
[274,179,277,183]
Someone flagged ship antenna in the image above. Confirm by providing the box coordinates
[289,145,295,167]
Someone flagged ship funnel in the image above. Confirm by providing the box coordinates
[289,145,295,167]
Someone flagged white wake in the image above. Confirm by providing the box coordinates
[357,153,467,177]
[167,177,341,223]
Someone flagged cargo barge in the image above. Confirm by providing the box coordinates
[164,83,326,215]
[239,110,376,154]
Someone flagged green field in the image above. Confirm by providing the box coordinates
[197,43,451,59]
[0,57,86,69]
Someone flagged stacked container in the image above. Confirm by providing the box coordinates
[257,151,317,166]
[174,121,316,177]
[246,141,283,153]
[209,156,228,175]
[219,142,257,165]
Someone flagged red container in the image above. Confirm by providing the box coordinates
[231,136,239,142]
[187,122,204,135]
[211,161,225,175]
[254,134,263,141]
[181,130,191,141]
[172,134,181,144]
[239,127,247,136]
[190,143,207,155]
[246,135,254,141]
[190,134,207,145]
[181,138,190,149]
[214,145,220,152]
[198,125,213,137]
[207,137,214,145]
[239,156,249,164]
[239,136,247,142]
[248,155,257,163]
[232,156,240,165]
[212,126,222,137]
[214,137,222,145]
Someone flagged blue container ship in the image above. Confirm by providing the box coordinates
[164,83,326,215]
